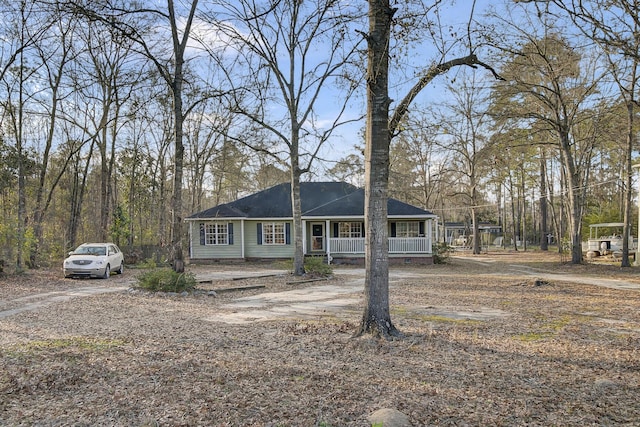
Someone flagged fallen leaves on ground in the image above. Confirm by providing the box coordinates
[0,252,639,426]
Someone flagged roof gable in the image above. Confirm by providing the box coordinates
[187,181,434,219]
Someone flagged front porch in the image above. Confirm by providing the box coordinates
[303,219,434,264]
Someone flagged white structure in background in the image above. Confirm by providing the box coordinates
[585,223,637,260]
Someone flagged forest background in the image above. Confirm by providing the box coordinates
[0,0,637,270]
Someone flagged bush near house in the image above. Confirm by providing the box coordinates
[432,242,452,264]
[135,268,197,293]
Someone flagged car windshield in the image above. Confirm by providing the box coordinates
[75,246,106,256]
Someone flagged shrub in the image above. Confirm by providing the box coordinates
[135,268,197,293]
[432,242,452,264]
[304,256,333,276]
[281,256,333,276]
[138,257,158,269]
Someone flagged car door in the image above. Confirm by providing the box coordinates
[108,245,118,265]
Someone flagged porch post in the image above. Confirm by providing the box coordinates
[434,217,438,242]
[302,220,307,255]
[188,222,193,258]
[241,219,245,258]
[325,219,331,264]
[427,219,433,254]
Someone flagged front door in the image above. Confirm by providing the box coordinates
[311,223,324,251]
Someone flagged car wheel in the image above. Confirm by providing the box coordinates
[117,261,124,275]
[103,264,110,279]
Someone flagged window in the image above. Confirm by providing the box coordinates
[338,222,362,238]
[263,222,286,245]
[205,223,228,245]
[395,221,420,237]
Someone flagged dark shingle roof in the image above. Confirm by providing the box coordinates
[187,182,433,219]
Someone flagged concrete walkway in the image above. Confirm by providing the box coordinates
[207,281,363,324]
[205,268,431,325]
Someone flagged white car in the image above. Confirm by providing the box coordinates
[63,243,124,279]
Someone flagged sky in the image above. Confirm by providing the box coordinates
[312,0,497,165]
[178,0,498,173]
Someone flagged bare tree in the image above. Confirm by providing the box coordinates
[432,68,492,254]
[327,153,365,188]
[69,0,204,272]
[127,80,178,253]
[0,1,54,270]
[488,2,603,264]
[388,118,443,211]
[358,0,500,338]
[205,0,363,275]
[544,0,640,265]
[28,10,80,265]
[64,11,142,247]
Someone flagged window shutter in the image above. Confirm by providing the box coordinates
[361,222,365,237]
[285,223,291,244]
[199,223,205,245]
[390,222,397,237]
[333,223,339,237]
[257,223,262,245]
[228,223,234,245]
[419,221,425,236]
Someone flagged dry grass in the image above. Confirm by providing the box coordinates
[1,251,639,426]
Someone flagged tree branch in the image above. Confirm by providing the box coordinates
[389,54,503,135]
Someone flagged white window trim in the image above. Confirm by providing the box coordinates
[205,222,229,245]
[263,222,286,245]
[339,221,363,238]
[396,221,420,238]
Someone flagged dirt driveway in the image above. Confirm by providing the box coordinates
[2,253,639,323]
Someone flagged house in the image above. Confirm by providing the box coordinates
[185,181,437,265]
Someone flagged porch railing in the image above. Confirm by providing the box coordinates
[329,237,365,254]
[389,237,430,253]
[328,237,431,254]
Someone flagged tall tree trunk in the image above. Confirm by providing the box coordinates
[522,195,527,251]
[171,73,185,273]
[356,0,401,339]
[471,179,480,254]
[520,172,527,252]
[539,150,549,251]
[558,128,584,264]
[509,174,518,251]
[471,205,480,254]
[98,102,110,241]
[621,99,635,267]
[127,145,138,248]
[16,54,25,271]
[559,165,566,254]
[30,61,64,267]
[356,1,499,338]
[620,51,638,267]
[107,101,120,241]
[68,140,94,250]
[291,145,305,276]
[168,0,199,273]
